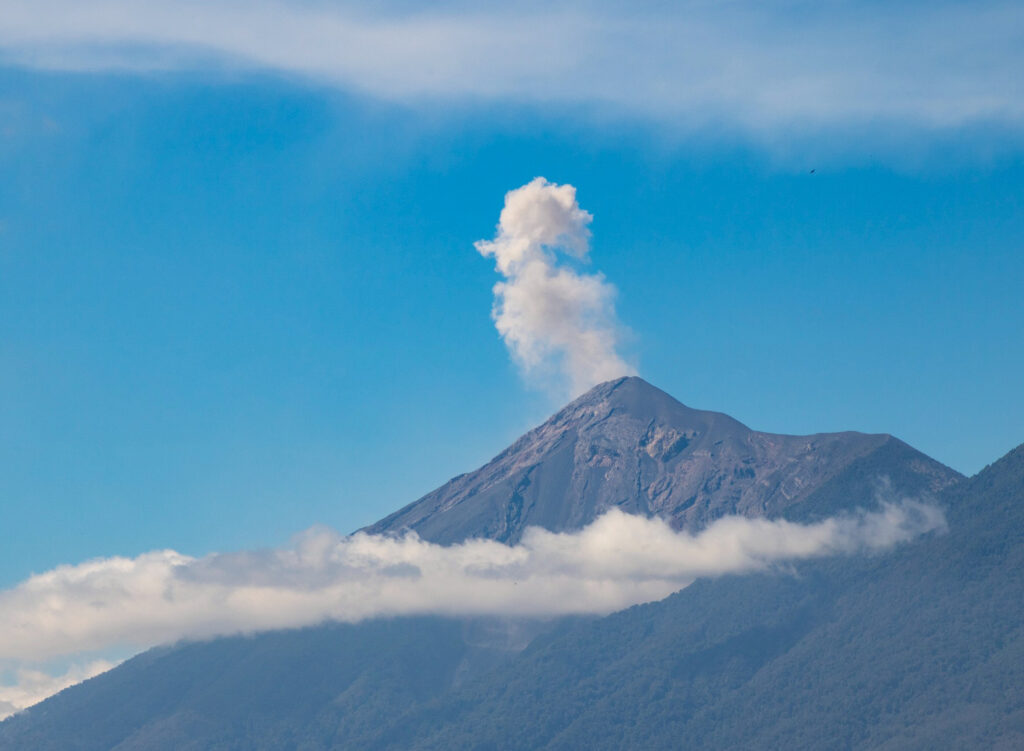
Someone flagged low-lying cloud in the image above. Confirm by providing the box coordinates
[0,660,118,721]
[476,178,634,396]
[0,502,945,667]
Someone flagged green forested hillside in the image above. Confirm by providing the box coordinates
[0,618,533,750]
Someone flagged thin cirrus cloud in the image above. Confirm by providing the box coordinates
[0,1,1021,135]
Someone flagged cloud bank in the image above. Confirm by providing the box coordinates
[476,178,634,396]
[0,503,945,666]
[0,1,1021,137]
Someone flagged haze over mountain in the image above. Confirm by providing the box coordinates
[368,377,959,543]
[1,376,1002,750]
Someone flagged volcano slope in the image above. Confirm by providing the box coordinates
[3,378,996,751]
[366,377,959,542]
[370,443,1024,750]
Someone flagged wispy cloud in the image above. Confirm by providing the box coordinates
[0,502,945,665]
[477,178,634,397]
[0,1,1020,136]
[0,660,118,720]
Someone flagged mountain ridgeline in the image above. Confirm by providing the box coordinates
[366,377,960,542]
[3,378,1020,750]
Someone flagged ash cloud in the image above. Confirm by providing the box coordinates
[476,178,635,396]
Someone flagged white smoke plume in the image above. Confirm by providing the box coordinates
[476,178,636,396]
[0,503,945,665]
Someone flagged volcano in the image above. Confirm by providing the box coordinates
[8,378,1020,751]
[367,376,959,543]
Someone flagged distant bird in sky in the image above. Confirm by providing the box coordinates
[810,169,816,174]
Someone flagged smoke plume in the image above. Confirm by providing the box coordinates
[476,178,635,396]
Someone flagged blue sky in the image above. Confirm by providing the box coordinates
[1,0,1023,599]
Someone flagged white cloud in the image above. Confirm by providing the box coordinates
[476,177,634,396]
[0,660,118,720]
[0,502,945,665]
[0,1,1020,136]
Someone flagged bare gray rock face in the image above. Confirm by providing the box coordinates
[366,377,961,543]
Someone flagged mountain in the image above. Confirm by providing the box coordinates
[6,442,1014,751]
[3,378,1000,751]
[0,618,545,751]
[367,377,960,543]
[376,442,1024,750]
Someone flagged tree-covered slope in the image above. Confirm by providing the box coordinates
[376,443,1024,750]
[0,618,547,751]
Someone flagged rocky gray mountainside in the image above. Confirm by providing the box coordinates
[366,377,960,543]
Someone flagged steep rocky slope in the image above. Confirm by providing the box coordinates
[367,377,959,542]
